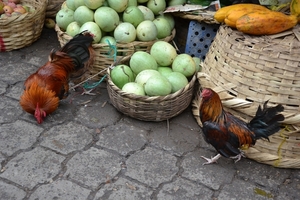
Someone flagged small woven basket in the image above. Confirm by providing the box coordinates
[192,25,300,168]
[0,0,47,52]
[107,64,197,121]
[55,25,176,81]
[46,0,64,18]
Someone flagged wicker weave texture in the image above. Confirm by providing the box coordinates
[0,0,47,52]
[192,25,300,168]
[46,0,64,18]
[55,25,176,81]
[172,10,219,24]
[202,25,300,126]
[192,83,300,169]
[107,68,197,122]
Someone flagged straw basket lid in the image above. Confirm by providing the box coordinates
[0,0,47,52]
[192,24,300,168]
[46,0,64,18]
[107,60,197,121]
[55,24,176,81]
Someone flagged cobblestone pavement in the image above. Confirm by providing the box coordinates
[0,28,299,200]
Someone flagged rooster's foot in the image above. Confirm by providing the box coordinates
[201,154,222,165]
[230,152,245,163]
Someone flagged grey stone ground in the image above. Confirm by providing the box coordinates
[0,28,299,200]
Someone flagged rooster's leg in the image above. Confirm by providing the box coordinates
[201,154,222,165]
[230,152,245,163]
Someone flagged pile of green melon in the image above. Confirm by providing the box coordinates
[55,0,183,44]
[110,40,201,96]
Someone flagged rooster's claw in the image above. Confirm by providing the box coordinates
[201,154,222,165]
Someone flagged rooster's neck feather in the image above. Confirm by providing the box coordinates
[200,92,224,123]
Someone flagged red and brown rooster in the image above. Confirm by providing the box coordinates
[20,31,95,124]
[199,88,284,165]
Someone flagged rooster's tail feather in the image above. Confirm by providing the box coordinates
[60,31,94,72]
[249,101,285,140]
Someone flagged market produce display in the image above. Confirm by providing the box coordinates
[236,11,297,35]
[0,0,34,18]
[110,40,200,97]
[55,0,178,44]
[214,2,299,35]
[223,4,269,28]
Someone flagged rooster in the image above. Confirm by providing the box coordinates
[199,88,284,165]
[20,31,95,124]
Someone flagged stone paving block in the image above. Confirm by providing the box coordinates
[181,149,235,190]
[0,147,64,189]
[218,178,274,200]
[97,122,147,156]
[0,154,5,164]
[26,56,46,66]
[0,80,7,95]
[40,121,93,154]
[157,177,214,200]
[125,147,178,188]
[0,120,43,156]
[0,97,23,123]
[150,123,200,156]
[65,147,122,189]
[0,50,25,64]
[293,170,300,179]
[0,62,37,84]
[276,176,300,199]
[75,94,121,128]
[29,179,90,200]
[0,181,26,200]
[169,106,201,131]
[235,159,291,189]
[4,82,23,101]
[94,177,153,200]
[122,117,166,132]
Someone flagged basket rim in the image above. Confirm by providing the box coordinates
[107,68,197,102]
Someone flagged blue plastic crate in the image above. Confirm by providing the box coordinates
[185,21,220,60]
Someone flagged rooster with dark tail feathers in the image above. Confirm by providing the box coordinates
[20,31,95,124]
[199,88,285,165]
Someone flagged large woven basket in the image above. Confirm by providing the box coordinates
[55,25,176,81]
[107,66,197,122]
[0,0,47,52]
[46,0,64,18]
[192,24,300,168]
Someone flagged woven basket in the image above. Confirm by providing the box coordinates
[55,25,176,81]
[172,10,219,24]
[0,0,47,52]
[107,64,197,121]
[46,0,64,18]
[192,24,300,168]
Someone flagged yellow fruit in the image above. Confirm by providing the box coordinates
[236,11,297,35]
